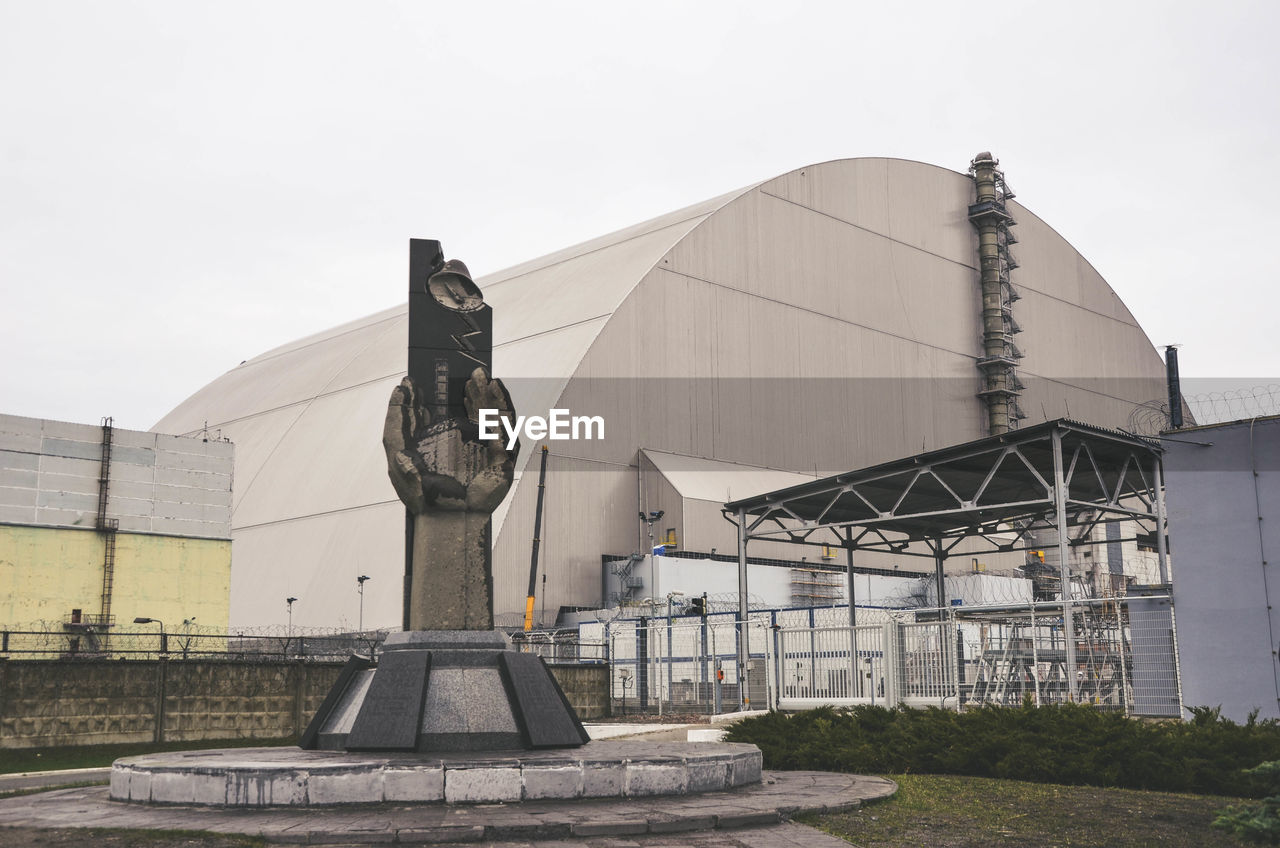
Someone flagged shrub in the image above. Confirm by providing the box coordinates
[724,703,1280,797]
[1214,761,1280,843]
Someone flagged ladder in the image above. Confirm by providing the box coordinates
[96,418,119,633]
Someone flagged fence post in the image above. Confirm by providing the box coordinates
[807,608,816,699]
[292,662,306,736]
[949,613,961,710]
[153,658,168,743]
[711,626,721,714]
[700,615,709,704]
[884,621,899,706]
[637,616,649,712]
[771,611,781,711]
[665,615,673,716]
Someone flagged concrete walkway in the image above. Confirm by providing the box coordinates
[0,767,110,794]
[0,769,896,845]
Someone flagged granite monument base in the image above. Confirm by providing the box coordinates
[109,741,764,806]
[300,630,590,753]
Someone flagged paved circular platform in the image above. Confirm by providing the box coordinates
[3,770,897,845]
[110,741,763,806]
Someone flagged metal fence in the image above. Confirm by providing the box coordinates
[0,625,602,666]
[4,596,1181,718]
[583,597,1182,718]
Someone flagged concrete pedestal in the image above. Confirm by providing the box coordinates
[109,742,764,806]
[300,630,589,753]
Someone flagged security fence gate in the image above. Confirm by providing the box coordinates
[584,596,1181,718]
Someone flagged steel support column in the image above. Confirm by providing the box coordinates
[847,544,859,697]
[934,544,946,607]
[1154,459,1170,584]
[934,543,950,702]
[1052,427,1080,701]
[736,507,749,711]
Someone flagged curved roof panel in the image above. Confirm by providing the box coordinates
[153,158,1167,628]
[154,187,754,527]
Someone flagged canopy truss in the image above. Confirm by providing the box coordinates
[724,419,1165,559]
[720,419,1170,707]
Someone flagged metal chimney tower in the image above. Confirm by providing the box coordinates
[968,152,1025,435]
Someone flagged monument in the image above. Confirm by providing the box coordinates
[299,239,589,753]
[108,239,762,807]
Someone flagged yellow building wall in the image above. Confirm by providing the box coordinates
[0,525,231,631]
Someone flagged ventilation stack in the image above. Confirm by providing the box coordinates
[968,152,1025,435]
[1165,345,1184,429]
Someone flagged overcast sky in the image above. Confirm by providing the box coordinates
[3,0,1277,431]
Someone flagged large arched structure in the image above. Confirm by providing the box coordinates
[155,157,1168,629]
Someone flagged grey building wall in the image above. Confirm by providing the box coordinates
[0,414,233,539]
[1164,416,1280,721]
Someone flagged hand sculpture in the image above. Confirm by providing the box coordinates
[383,367,519,515]
[383,365,517,631]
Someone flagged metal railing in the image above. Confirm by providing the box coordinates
[581,597,1181,718]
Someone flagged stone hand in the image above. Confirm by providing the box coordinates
[383,369,519,514]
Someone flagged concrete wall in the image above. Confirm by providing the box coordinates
[0,659,340,749]
[0,524,232,630]
[546,663,610,720]
[1165,416,1280,721]
[0,414,233,538]
[0,413,234,631]
[0,659,609,748]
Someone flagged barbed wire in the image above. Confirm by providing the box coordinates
[1127,385,1280,435]
[1,623,392,661]
[1185,384,1280,426]
[875,564,1148,608]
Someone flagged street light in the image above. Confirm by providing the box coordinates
[134,617,166,655]
[356,575,370,633]
[638,510,665,557]
[285,597,299,658]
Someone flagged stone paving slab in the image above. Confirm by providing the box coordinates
[0,770,896,845]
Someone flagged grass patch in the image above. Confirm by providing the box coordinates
[0,737,296,775]
[727,703,1280,797]
[806,773,1250,848]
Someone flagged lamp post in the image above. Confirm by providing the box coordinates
[134,617,166,656]
[639,510,665,556]
[638,509,665,603]
[286,597,297,655]
[356,575,370,633]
